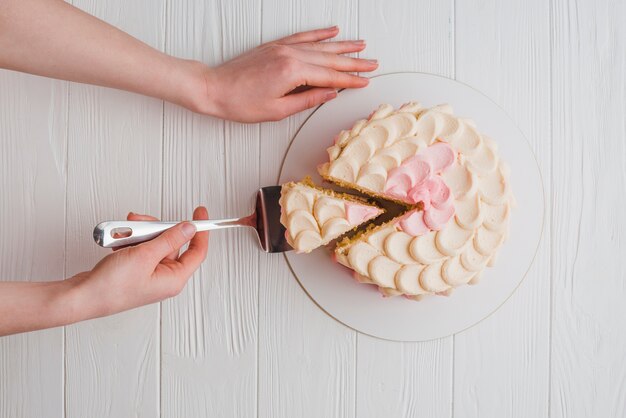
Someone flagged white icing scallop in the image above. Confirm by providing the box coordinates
[321,218,351,241]
[447,123,482,156]
[356,125,389,151]
[442,162,476,199]
[409,232,446,264]
[384,231,416,265]
[474,227,505,256]
[356,173,386,192]
[368,256,401,289]
[398,102,424,114]
[404,136,430,151]
[395,264,427,295]
[342,138,375,165]
[437,112,462,138]
[327,145,341,161]
[370,103,394,120]
[366,225,396,252]
[283,188,315,212]
[314,197,344,224]
[465,142,497,176]
[413,111,438,144]
[454,194,482,230]
[368,154,400,171]
[294,230,322,252]
[478,163,510,205]
[442,256,474,287]
[482,202,510,232]
[327,158,358,183]
[356,162,388,191]
[287,210,319,238]
[350,119,368,137]
[460,244,490,272]
[419,261,450,293]
[347,242,380,276]
[385,138,420,160]
[435,219,474,256]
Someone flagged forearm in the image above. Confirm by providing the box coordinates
[0,279,80,336]
[0,0,203,110]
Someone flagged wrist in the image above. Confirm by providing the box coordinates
[59,273,109,325]
[54,277,84,326]
[169,58,222,117]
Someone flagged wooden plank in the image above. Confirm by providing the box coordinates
[160,0,260,416]
[550,1,626,417]
[257,2,359,417]
[453,1,552,417]
[0,72,67,418]
[63,1,164,416]
[355,1,454,417]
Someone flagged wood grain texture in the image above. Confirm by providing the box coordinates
[258,2,358,417]
[0,72,67,418]
[355,1,454,417]
[63,1,164,417]
[453,1,552,417]
[161,0,260,417]
[551,1,626,417]
[3,1,626,417]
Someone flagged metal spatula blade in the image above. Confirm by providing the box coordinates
[93,186,292,253]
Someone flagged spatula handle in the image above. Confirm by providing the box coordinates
[93,216,255,248]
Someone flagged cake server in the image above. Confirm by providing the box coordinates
[92,186,291,253]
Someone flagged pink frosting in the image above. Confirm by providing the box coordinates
[384,142,456,236]
[345,202,380,226]
[398,210,430,236]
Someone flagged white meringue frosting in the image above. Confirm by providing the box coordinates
[329,103,514,299]
[279,181,383,253]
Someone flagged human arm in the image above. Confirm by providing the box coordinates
[0,207,209,337]
[0,0,377,122]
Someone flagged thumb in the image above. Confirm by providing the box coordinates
[280,88,337,116]
[142,222,197,261]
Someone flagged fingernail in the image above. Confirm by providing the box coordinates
[354,40,366,45]
[182,222,197,239]
[325,89,338,101]
[328,25,339,30]
[128,212,134,216]
[366,59,378,65]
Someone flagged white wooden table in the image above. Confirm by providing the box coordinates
[1,0,624,417]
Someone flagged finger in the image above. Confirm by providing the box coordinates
[278,88,338,116]
[293,40,366,54]
[297,63,369,89]
[176,206,209,277]
[140,221,197,264]
[275,26,339,45]
[111,212,161,252]
[125,212,179,259]
[291,49,378,72]
[127,212,159,222]
[152,207,209,297]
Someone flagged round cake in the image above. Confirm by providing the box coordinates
[318,102,514,300]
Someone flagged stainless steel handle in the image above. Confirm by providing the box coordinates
[93,215,255,248]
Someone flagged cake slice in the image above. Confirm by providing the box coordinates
[279,179,383,253]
